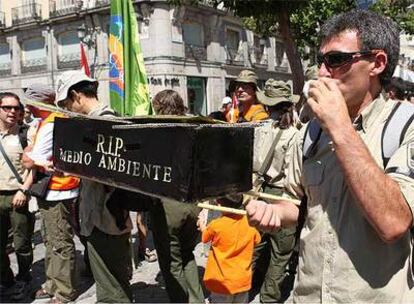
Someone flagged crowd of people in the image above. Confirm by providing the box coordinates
[1,8,414,304]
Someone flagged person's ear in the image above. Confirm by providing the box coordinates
[370,50,387,77]
[70,90,80,102]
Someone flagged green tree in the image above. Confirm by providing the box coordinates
[169,0,412,93]
[370,0,414,34]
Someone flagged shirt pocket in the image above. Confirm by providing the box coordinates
[302,161,325,206]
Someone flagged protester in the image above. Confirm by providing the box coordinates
[298,65,318,124]
[227,70,269,122]
[23,106,40,129]
[252,79,299,302]
[246,9,414,302]
[200,195,260,303]
[55,70,133,303]
[149,89,205,303]
[24,84,80,303]
[385,76,408,102]
[0,92,35,301]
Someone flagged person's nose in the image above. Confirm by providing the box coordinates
[318,62,332,78]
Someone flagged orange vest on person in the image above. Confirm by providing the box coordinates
[35,112,80,191]
[226,104,268,123]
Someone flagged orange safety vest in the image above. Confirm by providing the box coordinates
[34,112,80,191]
[226,104,269,123]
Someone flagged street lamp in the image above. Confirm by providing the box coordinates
[77,24,96,49]
[77,23,98,77]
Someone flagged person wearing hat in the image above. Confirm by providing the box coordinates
[298,65,319,124]
[55,70,133,303]
[23,84,81,303]
[251,79,299,303]
[228,70,269,123]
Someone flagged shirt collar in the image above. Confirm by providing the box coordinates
[352,93,388,133]
[0,124,19,137]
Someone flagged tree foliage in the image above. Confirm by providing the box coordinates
[370,0,414,34]
[168,0,413,91]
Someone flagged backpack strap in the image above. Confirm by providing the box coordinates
[382,102,414,168]
[18,124,29,149]
[303,118,322,160]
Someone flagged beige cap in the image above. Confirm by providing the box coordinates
[304,65,319,81]
[235,70,258,86]
[257,79,300,106]
[55,70,97,106]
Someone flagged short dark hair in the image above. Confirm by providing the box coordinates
[68,81,98,100]
[385,77,407,100]
[320,9,400,86]
[152,90,186,115]
[0,92,21,106]
[216,194,243,210]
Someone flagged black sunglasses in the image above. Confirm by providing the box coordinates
[317,50,378,69]
[0,105,21,112]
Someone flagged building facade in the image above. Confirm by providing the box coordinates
[0,0,292,115]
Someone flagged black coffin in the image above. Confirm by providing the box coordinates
[53,117,253,203]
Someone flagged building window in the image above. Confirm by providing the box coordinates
[275,40,285,66]
[226,29,241,62]
[183,22,206,60]
[21,38,46,73]
[0,43,11,75]
[187,77,207,116]
[182,22,203,47]
[58,31,80,69]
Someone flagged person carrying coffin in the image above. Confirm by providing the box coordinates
[55,70,134,303]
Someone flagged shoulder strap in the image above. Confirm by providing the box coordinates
[258,127,284,176]
[303,118,322,161]
[382,102,414,168]
[18,125,29,149]
[0,139,24,184]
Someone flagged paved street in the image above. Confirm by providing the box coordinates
[4,212,263,303]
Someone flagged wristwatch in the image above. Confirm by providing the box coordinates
[18,188,30,196]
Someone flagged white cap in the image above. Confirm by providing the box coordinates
[55,70,97,106]
[222,96,232,105]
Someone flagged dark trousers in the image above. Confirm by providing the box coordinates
[150,200,204,303]
[0,193,34,286]
[252,187,297,303]
[87,227,132,303]
[38,199,77,301]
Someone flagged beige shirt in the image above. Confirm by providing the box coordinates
[79,105,132,237]
[253,121,298,189]
[285,95,414,302]
[0,125,31,190]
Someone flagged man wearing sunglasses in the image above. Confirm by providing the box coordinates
[246,9,414,302]
[0,92,35,301]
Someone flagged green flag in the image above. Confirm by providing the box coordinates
[109,0,152,116]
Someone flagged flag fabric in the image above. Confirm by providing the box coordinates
[109,0,151,116]
[80,43,91,77]
[228,93,239,123]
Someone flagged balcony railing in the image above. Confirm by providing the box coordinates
[225,47,243,64]
[0,62,11,76]
[0,12,5,28]
[50,0,81,17]
[185,44,207,61]
[12,3,42,26]
[96,0,110,7]
[57,53,80,69]
[21,57,47,73]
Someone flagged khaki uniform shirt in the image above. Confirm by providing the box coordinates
[79,105,132,237]
[253,121,298,189]
[0,125,31,190]
[285,95,414,302]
